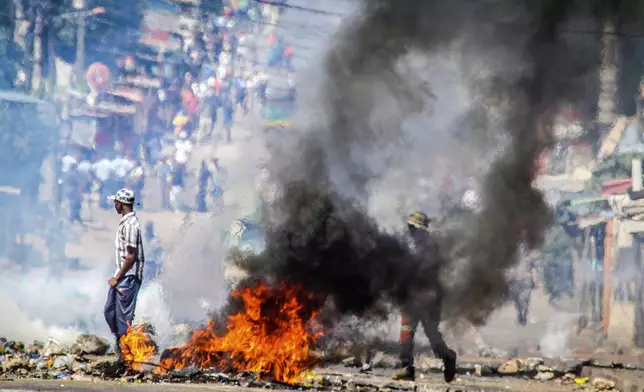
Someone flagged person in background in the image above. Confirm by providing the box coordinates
[173,112,191,137]
[254,69,268,104]
[196,160,212,213]
[58,152,78,208]
[129,160,145,210]
[61,152,78,174]
[287,72,296,101]
[143,127,163,166]
[77,159,94,218]
[104,188,144,362]
[169,163,185,212]
[509,225,543,326]
[174,132,193,172]
[93,153,114,210]
[63,162,83,225]
[207,76,221,137]
[283,44,294,71]
[509,245,540,326]
[157,159,173,211]
[112,153,134,194]
[143,222,162,284]
[234,70,249,114]
[221,89,235,143]
[210,158,226,213]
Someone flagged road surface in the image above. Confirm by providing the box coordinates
[0,369,581,392]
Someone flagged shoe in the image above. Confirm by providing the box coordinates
[360,363,372,373]
[392,365,415,381]
[442,350,457,383]
[114,337,123,361]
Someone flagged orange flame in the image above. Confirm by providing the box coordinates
[120,324,156,371]
[157,281,324,384]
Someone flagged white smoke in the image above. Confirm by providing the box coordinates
[134,281,174,349]
[158,132,273,323]
[0,267,110,344]
[539,314,577,358]
[364,51,474,230]
[0,259,175,349]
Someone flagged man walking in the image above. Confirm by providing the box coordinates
[392,211,456,383]
[509,242,540,326]
[104,188,145,361]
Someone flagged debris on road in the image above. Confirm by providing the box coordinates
[591,376,616,390]
[1,330,643,391]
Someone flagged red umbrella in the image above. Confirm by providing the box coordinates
[86,62,110,91]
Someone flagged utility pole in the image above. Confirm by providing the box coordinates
[31,4,45,95]
[596,17,619,129]
[73,0,86,79]
[49,6,105,91]
[47,23,54,95]
[13,0,30,91]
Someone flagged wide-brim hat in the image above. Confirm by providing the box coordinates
[407,211,430,229]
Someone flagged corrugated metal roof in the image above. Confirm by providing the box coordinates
[0,90,46,105]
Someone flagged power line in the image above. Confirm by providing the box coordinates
[251,0,345,17]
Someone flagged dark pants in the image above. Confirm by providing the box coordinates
[399,290,454,367]
[160,179,169,210]
[509,278,534,326]
[104,275,142,338]
[99,180,111,209]
[196,190,207,212]
[68,194,83,224]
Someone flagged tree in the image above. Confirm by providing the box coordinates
[83,0,148,66]
[27,0,66,94]
[0,99,55,190]
[0,0,19,89]
[45,0,147,70]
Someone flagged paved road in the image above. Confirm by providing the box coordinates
[0,370,580,392]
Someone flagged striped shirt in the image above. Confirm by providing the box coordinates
[114,212,145,280]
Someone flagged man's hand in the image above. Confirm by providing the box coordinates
[108,277,119,288]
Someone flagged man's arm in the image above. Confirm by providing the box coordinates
[115,247,137,281]
[115,223,139,281]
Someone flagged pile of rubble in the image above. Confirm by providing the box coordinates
[494,357,617,390]
[335,350,633,392]
[0,335,637,391]
[0,333,406,391]
[0,334,113,380]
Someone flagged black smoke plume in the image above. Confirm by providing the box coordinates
[222,0,644,329]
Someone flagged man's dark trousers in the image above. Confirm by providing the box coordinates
[104,275,142,338]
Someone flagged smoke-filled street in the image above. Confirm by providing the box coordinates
[4,0,644,391]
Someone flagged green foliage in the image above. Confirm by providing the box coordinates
[85,0,147,55]
[50,0,148,64]
[586,152,642,192]
[542,224,576,256]
[0,1,17,89]
[541,224,576,299]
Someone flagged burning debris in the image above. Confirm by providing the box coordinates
[0,329,642,391]
[120,325,156,372]
[144,281,324,384]
[8,0,644,391]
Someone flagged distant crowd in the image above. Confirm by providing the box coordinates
[55,0,295,223]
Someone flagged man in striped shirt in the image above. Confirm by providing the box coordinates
[104,188,145,360]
